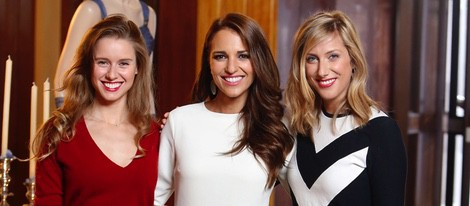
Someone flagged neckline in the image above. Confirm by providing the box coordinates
[321,106,351,118]
[202,101,242,115]
[80,117,138,169]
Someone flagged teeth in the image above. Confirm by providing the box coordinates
[225,77,242,82]
[319,79,334,85]
[104,82,121,89]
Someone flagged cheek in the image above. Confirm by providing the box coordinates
[91,70,101,83]
[340,62,353,76]
[305,65,316,79]
[92,65,107,77]
[243,62,254,74]
[305,66,320,90]
[210,61,225,73]
[126,70,138,81]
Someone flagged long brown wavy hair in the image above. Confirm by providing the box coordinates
[192,13,294,187]
[33,15,156,159]
[285,10,380,138]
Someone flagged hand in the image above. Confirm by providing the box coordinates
[159,112,169,130]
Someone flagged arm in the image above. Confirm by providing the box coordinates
[146,5,157,114]
[277,135,295,195]
[154,114,176,206]
[275,117,295,202]
[54,1,101,107]
[35,153,63,206]
[147,5,157,40]
[369,117,407,205]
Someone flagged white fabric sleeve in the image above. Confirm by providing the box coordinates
[154,114,176,206]
[277,138,295,195]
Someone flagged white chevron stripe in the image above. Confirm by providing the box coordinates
[311,147,368,205]
[290,147,368,206]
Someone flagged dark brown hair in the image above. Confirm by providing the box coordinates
[192,13,294,187]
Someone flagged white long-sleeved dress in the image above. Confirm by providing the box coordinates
[154,102,278,206]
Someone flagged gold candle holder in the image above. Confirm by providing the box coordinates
[0,155,15,206]
[23,178,35,206]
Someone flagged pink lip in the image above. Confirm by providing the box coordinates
[317,78,336,88]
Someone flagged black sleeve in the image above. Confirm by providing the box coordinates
[367,117,407,206]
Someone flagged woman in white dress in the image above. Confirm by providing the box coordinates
[154,13,294,206]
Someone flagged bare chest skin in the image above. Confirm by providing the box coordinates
[85,116,138,167]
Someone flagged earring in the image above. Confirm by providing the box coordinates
[210,81,217,95]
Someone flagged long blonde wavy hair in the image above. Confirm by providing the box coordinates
[285,10,380,138]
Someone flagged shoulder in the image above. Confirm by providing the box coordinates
[68,0,102,30]
[141,120,160,144]
[149,120,161,134]
[365,115,404,150]
[148,6,157,27]
[75,0,101,16]
[147,4,156,17]
[169,102,205,115]
[165,103,204,123]
[369,107,388,119]
[140,1,156,24]
[367,115,401,135]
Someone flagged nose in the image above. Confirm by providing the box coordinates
[225,57,238,74]
[317,60,329,77]
[105,65,118,79]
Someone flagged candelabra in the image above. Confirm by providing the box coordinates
[23,178,35,206]
[0,154,15,206]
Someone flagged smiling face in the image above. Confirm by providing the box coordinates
[305,31,353,113]
[91,37,137,104]
[209,28,254,104]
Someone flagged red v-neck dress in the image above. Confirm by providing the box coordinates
[35,117,160,206]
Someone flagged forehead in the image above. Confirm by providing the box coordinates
[94,37,136,57]
[210,29,246,50]
[305,31,345,53]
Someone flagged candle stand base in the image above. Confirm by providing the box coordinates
[24,177,35,206]
[0,156,15,206]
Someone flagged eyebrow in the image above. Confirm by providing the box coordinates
[94,57,134,62]
[307,49,341,56]
[212,50,248,54]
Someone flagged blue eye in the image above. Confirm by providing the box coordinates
[329,54,339,60]
[306,55,318,63]
[96,60,109,67]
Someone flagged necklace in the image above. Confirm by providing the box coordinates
[88,114,124,127]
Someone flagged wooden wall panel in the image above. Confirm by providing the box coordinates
[393,0,447,205]
[247,0,277,53]
[155,0,197,115]
[0,0,35,205]
[196,0,278,75]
